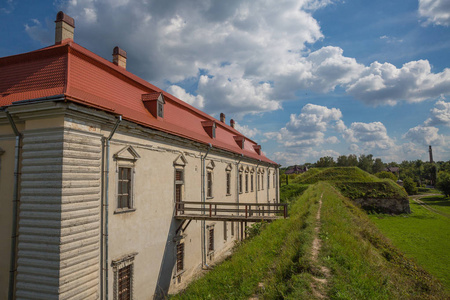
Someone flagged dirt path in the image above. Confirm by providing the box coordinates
[310,193,330,299]
[410,194,450,218]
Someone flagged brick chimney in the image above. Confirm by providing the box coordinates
[55,11,75,44]
[230,119,235,128]
[220,113,225,123]
[113,46,127,69]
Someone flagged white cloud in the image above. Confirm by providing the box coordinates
[402,125,444,145]
[340,121,395,151]
[234,123,260,138]
[265,103,342,148]
[424,99,450,126]
[167,85,205,109]
[419,0,450,26]
[346,60,450,105]
[22,0,450,118]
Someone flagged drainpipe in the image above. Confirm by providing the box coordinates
[276,165,280,203]
[6,111,21,300]
[235,154,243,240]
[201,143,212,268]
[267,166,270,203]
[255,160,261,204]
[103,116,122,300]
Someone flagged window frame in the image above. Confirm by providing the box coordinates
[112,252,138,300]
[114,146,140,214]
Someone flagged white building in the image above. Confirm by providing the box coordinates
[0,12,282,300]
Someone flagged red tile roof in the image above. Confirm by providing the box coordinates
[0,39,276,165]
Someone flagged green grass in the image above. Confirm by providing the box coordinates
[280,183,309,203]
[369,198,450,290]
[294,167,378,184]
[418,195,450,215]
[171,185,318,299]
[172,180,449,299]
[335,179,408,201]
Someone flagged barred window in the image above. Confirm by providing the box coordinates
[118,167,132,209]
[223,221,227,241]
[112,252,137,300]
[175,169,184,213]
[176,242,185,273]
[207,171,213,198]
[118,265,131,300]
[231,221,234,236]
[208,227,214,252]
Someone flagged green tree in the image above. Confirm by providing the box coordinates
[436,171,450,197]
[336,155,348,167]
[375,171,397,181]
[347,154,358,166]
[358,154,374,173]
[316,156,336,168]
[373,158,385,174]
[403,177,418,195]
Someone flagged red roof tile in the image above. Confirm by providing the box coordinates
[0,40,276,165]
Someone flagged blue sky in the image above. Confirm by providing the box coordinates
[1,0,449,166]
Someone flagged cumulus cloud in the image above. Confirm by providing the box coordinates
[265,103,342,148]
[338,120,395,151]
[403,125,444,145]
[234,123,260,138]
[22,0,450,117]
[346,60,450,105]
[167,85,205,109]
[424,99,450,126]
[419,0,450,26]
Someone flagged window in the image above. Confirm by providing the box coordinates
[176,242,185,273]
[257,173,260,191]
[118,167,132,209]
[118,265,131,300]
[207,171,213,198]
[175,168,184,213]
[261,171,264,190]
[223,221,227,241]
[114,145,140,213]
[251,173,254,192]
[112,252,137,300]
[208,226,214,253]
[157,101,164,118]
[239,172,243,194]
[226,172,231,195]
[231,221,234,237]
[267,172,270,189]
[274,172,276,188]
[245,172,249,193]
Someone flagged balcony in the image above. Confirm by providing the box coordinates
[174,201,288,222]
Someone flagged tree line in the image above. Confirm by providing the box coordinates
[283,154,450,196]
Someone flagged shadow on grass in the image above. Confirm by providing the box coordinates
[419,196,450,207]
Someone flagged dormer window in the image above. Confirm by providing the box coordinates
[142,92,165,119]
[253,145,261,155]
[233,136,245,149]
[202,121,216,139]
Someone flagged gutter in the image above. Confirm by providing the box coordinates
[102,116,122,300]
[6,111,21,300]
[201,143,212,268]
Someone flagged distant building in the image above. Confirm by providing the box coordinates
[0,12,281,299]
[285,165,308,175]
[385,166,400,177]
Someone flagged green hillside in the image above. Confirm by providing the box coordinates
[293,167,378,184]
[172,182,448,299]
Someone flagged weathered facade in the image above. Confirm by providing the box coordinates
[0,12,280,300]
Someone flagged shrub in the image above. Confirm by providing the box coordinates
[375,171,397,181]
[403,177,418,195]
[436,171,450,197]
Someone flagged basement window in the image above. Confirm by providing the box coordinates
[112,253,138,300]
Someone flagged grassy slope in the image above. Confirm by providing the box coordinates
[419,195,450,215]
[172,182,448,299]
[294,167,378,184]
[369,198,450,290]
